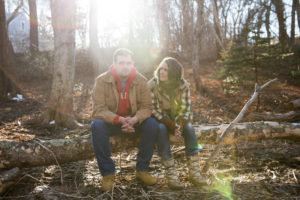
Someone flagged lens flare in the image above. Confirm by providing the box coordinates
[210,173,233,200]
[196,144,204,150]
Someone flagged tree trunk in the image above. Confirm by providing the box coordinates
[297,0,300,31]
[211,0,225,53]
[0,0,18,100]
[265,2,271,42]
[1,121,300,170]
[271,0,289,48]
[155,0,170,50]
[89,0,101,75]
[28,0,39,53]
[44,0,77,128]
[192,0,205,94]
[181,0,193,59]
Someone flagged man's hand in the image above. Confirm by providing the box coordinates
[119,116,138,133]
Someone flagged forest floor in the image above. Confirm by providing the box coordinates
[0,61,300,199]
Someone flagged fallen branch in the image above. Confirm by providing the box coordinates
[202,78,278,173]
[253,111,300,122]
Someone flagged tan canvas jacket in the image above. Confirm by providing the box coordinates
[91,70,152,124]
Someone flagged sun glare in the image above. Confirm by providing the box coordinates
[96,0,140,46]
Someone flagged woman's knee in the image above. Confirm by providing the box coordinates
[183,121,195,134]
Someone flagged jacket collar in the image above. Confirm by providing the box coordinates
[103,67,138,85]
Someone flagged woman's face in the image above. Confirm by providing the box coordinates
[159,62,168,82]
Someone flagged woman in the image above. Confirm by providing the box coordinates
[148,57,206,189]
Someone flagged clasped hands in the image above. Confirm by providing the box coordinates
[119,116,138,133]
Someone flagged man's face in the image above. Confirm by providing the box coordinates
[113,55,134,79]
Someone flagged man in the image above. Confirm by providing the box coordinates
[91,48,158,191]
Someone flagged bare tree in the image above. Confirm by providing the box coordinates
[155,0,171,50]
[297,0,300,31]
[271,0,289,47]
[39,0,77,128]
[265,1,271,41]
[192,0,205,94]
[0,0,18,100]
[211,0,225,52]
[28,0,38,53]
[181,0,194,59]
[290,0,297,45]
[89,0,101,75]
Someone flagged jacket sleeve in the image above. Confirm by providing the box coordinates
[175,86,193,123]
[91,78,118,123]
[134,79,152,124]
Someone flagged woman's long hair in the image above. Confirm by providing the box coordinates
[154,57,184,84]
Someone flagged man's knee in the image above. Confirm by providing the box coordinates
[91,119,106,134]
[143,117,158,127]
[158,123,168,133]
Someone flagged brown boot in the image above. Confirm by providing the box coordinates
[162,158,185,189]
[187,155,207,186]
[101,173,115,191]
[136,171,157,186]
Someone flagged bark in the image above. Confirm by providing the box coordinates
[192,0,205,94]
[1,121,300,170]
[28,0,39,53]
[0,0,18,99]
[89,0,101,75]
[44,0,77,128]
[253,111,300,122]
[271,0,289,47]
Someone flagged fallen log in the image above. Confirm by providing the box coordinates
[253,111,300,122]
[0,167,21,194]
[291,99,300,109]
[0,121,300,170]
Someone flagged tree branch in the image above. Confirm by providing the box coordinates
[202,78,278,173]
[6,0,24,26]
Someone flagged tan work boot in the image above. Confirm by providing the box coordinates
[136,171,157,186]
[187,155,207,186]
[101,173,115,191]
[162,158,185,189]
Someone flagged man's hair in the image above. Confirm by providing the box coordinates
[113,48,134,62]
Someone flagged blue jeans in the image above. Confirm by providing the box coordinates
[157,121,200,161]
[91,117,158,176]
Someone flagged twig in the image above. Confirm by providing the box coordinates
[35,141,64,184]
[202,78,278,173]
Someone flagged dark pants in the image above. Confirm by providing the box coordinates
[157,121,200,161]
[91,117,158,176]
